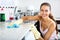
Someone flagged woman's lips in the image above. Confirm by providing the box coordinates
[42,14,46,17]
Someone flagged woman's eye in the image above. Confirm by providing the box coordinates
[45,10,48,12]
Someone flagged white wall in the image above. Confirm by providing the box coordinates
[15,0,60,18]
[0,0,60,20]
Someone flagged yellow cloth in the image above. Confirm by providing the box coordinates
[30,24,41,39]
[9,19,23,26]
[14,19,23,24]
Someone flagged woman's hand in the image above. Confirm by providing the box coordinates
[38,13,42,20]
[8,19,23,27]
[30,24,44,40]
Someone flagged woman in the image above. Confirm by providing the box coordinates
[10,2,58,40]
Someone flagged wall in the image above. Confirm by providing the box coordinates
[17,0,60,18]
[0,0,60,20]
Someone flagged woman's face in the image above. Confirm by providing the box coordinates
[40,5,51,18]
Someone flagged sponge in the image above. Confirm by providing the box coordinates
[13,24,19,28]
[7,24,19,28]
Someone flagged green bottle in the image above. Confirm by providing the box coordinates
[0,13,5,22]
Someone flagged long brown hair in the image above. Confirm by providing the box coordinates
[49,13,58,34]
[40,2,58,34]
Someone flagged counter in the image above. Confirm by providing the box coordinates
[0,21,60,40]
[0,22,35,40]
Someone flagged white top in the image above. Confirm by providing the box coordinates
[40,22,58,40]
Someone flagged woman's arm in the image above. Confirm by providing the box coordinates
[14,15,41,24]
[43,21,56,40]
[9,15,41,26]
[22,15,40,21]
